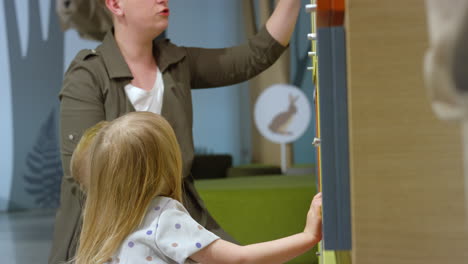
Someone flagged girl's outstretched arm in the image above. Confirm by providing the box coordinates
[190,193,323,264]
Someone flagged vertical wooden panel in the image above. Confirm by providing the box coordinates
[346,1,468,263]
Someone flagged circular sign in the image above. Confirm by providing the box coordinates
[254,84,311,144]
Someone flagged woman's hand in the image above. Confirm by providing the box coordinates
[304,192,323,243]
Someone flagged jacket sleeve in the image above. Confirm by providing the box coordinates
[59,59,106,181]
[185,26,288,89]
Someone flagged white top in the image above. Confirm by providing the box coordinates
[107,196,219,264]
[124,68,165,114]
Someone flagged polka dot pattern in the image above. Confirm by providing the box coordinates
[111,198,219,264]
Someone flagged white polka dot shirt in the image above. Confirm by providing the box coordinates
[105,197,219,264]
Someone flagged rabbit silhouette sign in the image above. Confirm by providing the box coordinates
[269,94,300,135]
[254,84,311,144]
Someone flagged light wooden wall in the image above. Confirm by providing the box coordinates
[346,1,468,263]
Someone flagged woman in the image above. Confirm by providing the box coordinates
[49,0,302,263]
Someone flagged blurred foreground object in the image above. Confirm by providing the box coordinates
[424,0,468,119]
[425,0,468,213]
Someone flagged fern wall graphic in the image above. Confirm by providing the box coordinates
[23,110,63,208]
[4,0,64,210]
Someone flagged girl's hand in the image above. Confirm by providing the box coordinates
[304,192,323,243]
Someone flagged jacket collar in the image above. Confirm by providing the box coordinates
[98,29,186,79]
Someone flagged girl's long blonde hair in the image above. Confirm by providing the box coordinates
[70,120,109,189]
[74,112,183,264]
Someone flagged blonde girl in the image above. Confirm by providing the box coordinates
[73,112,322,264]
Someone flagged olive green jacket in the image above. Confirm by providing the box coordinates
[49,27,286,264]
